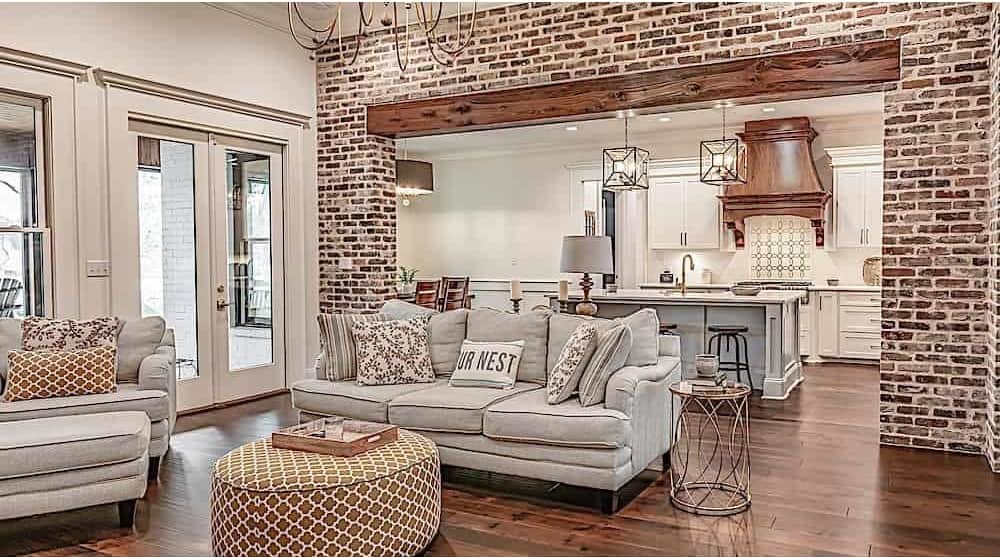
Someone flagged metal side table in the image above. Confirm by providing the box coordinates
[668,381,751,516]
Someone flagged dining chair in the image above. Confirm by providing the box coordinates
[413,280,441,310]
[439,276,470,311]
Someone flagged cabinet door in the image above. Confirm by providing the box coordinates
[864,165,883,247]
[647,177,685,249]
[835,167,867,248]
[683,179,721,249]
[816,292,839,357]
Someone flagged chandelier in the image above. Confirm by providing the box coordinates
[602,115,650,192]
[700,101,747,185]
[287,2,479,71]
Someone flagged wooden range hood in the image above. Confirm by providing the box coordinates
[721,117,831,248]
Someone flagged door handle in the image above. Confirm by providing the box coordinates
[860,229,864,245]
[216,299,231,311]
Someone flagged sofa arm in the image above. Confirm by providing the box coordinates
[605,357,675,416]
[138,341,177,432]
[313,353,326,380]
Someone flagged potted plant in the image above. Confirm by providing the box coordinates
[398,267,419,296]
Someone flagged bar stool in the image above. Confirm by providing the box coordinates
[707,325,754,390]
[659,323,679,335]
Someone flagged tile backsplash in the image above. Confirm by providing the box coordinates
[747,216,813,280]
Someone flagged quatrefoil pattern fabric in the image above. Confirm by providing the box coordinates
[3,346,117,402]
[210,430,441,557]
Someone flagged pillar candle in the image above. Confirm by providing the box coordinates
[558,280,569,301]
[510,279,522,299]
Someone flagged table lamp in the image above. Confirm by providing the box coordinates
[560,235,613,316]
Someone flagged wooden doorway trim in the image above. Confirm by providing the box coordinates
[366,39,900,138]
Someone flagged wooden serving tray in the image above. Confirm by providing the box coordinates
[272,418,399,457]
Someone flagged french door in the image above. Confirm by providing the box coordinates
[129,121,285,412]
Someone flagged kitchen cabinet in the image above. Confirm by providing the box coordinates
[648,173,721,250]
[799,293,813,357]
[816,291,839,357]
[828,146,883,249]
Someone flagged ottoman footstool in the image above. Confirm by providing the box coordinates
[211,429,440,557]
[0,411,151,527]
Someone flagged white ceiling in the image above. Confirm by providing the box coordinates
[207,2,512,40]
[406,93,885,158]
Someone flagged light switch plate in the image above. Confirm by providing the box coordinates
[86,260,111,278]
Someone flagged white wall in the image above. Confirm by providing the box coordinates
[401,113,883,289]
[0,4,320,379]
[0,3,314,115]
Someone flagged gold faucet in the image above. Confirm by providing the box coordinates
[680,254,695,296]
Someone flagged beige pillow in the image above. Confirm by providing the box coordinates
[578,324,632,406]
[546,322,598,404]
[449,340,524,389]
[353,317,435,386]
[3,346,117,402]
[317,313,388,381]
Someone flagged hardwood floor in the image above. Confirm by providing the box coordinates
[3,363,999,557]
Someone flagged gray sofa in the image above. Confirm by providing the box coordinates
[292,303,682,513]
[0,316,177,479]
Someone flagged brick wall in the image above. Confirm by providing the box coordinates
[989,1,1000,472]
[316,2,995,460]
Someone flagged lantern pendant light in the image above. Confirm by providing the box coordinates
[700,101,747,185]
[602,116,650,192]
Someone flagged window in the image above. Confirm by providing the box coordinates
[0,93,48,317]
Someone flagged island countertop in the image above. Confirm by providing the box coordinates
[546,288,806,305]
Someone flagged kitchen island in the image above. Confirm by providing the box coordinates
[549,289,806,399]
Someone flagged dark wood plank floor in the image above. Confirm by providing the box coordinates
[3,363,999,557]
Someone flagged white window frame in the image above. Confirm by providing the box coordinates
[0,91,52,317]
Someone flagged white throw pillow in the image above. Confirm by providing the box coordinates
[448,340,524,389]
[578,323,633,406]
[546,322,598,404]
[353,317,435,386]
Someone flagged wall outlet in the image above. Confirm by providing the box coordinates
[337,257,354,271]
[86,260,111,278]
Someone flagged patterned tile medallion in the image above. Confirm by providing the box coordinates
[210,429,441,557]
[748,216,813,280]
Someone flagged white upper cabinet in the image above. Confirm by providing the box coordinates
[648,161,721,250]
[828,146,883,249]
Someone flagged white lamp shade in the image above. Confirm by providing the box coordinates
[560,235,613,274]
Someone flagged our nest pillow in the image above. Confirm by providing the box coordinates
[449,340,525,389]
[352,317,435,386]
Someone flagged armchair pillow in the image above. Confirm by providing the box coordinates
[21,316,121,351]
[449,340,524,389]
[577,323,633,406]
[3,345,117,402]
[620,308,659,367]
[546,322,598,404]
[317,313,388,381]
[353,317,435,386]
[116,316,167,383]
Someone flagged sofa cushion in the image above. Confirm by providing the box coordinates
[116,316,166,383]
[0,318,22,381]
[427,309,468,376]
[578,324,633,407]
[291,378,446,423]
[484,389,631,449]
[379,299,435,320]
[621,308,659,367]
[0,411,149,481]
[0,384,169,423]
[466,308,550,384]
[388,382,541,433]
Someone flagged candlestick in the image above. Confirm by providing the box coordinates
[558,279,569,301]
[510,279,522,300]
[510,298,522,314]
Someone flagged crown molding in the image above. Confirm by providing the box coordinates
[825,145,883,166]
[92,69,312,128]
[0,46,89,79]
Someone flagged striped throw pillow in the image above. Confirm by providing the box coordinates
[448,340,524,389]
[577,324,633,406]
[317,313,388,381]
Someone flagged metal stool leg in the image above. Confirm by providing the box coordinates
[739,333,754,391]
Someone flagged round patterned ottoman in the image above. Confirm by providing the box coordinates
[210,429,440,557]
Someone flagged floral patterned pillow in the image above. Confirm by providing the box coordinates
[353,317,436,386]
[546,322,598,404]
[21,316,121,351]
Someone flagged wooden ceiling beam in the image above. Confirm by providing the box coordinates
[366,39,900,138]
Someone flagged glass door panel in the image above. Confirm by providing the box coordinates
[225,150,273,370]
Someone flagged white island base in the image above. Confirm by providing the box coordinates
[551,290,806,400]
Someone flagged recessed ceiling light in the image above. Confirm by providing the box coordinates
[658,116,672,123]
[565,126,578,131]
[761,106,776,113]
